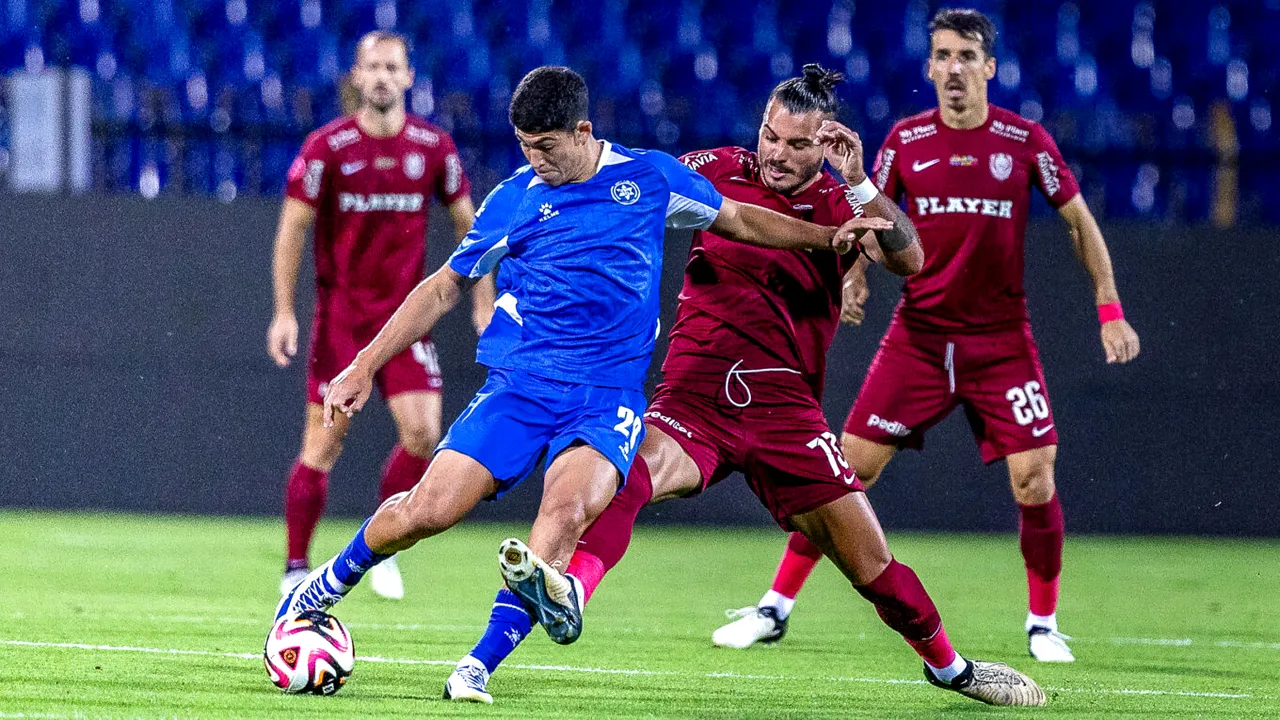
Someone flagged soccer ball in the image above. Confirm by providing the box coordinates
[264,610,354,695]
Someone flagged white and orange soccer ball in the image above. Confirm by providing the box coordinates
[264,610,354,695]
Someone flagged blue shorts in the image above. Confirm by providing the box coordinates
[436,367,648,499]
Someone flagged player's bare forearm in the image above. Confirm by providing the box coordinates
[712,199,835,250]
[1059,196,1121,305]
[271,198,316,315]
[472,272,497,310]
[353,266,470,374]
[860,194,922,276]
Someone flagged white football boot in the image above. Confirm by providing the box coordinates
[443,656,493,704]
[926,659,1048,706]
[369,555,405,600]
[498,538,583,644]
[279,567,310,596]
[712,606,788,649]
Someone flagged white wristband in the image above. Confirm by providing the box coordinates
[848,177,880,205]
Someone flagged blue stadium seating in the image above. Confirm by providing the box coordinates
[2,0,1275,220]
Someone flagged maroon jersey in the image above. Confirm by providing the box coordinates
[872,105,1080,332]
[285,115,471,323]
[665,146,863,400]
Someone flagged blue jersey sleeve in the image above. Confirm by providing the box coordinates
[637,150,723,231]
[447,169,528,278]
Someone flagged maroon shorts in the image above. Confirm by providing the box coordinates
[646,378,864,532]
[843,319,1057,463]
[305,311,442,405]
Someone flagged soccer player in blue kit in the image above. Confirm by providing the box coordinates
[274,66,891,644]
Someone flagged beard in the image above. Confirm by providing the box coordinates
[762,161,822,195]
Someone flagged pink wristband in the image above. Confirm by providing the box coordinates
[1097,302,1124,324]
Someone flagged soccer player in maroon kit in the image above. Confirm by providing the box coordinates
[444,65,1047,708]
[714,9,1141,662]
[267,32,494,599]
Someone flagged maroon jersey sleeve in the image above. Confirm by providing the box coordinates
[678,146,748,183]
[823,183,869,273]
[430,132,471,206]
[870,132,905,201]
[284,131,330,208]
[1028,124,1080,209]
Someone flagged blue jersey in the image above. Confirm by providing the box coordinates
[449,141,723,389]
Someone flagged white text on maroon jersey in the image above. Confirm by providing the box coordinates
[338,192,424,212]
[989,120,1029,143]
[327,128,360,151]
[644,411,693,439]
[680,151,717,171]
[898,123,937,144]
[913,196,1014,218]
[1035,152,1062,196]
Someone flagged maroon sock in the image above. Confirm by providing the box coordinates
[1019,494,1065,616]
[378,444,429,503]
[573,455,654,577]
[855,559,955,667]
[284,460,328,568]
[770,532,823,598]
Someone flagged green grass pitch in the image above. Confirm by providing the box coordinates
[1,512,1276,718]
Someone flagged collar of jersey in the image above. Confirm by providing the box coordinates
[526,140,632,189]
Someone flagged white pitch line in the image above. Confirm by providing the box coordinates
[0,639,1259,701]
[14,612,1280,653]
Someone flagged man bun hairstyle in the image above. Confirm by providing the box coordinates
[929,8,997,58]
[509,66,589,134]
[769,63,845,118]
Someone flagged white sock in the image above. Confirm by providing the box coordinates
[1026,612,1057,633]
[926,654,969,683]
[758,590,796,619]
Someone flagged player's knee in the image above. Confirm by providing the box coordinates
[300,433,344,471]
[538,493,591,535]
[1011,462,1056,505]
[841,433,886,487]
[397,422,440,458]
[397,489,463,540]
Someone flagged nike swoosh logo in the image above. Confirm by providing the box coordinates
[843,471,858,485]
[912,159,940,172]
[1032,424,1055,438]
[341,161,366,175]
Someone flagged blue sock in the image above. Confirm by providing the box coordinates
[468,588,533,674]
[330,518,391,587]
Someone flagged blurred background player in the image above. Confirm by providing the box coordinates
[443,66,1046,709]
[275,65,886,664]
[713,8,1142,663]
[268,31,494,599]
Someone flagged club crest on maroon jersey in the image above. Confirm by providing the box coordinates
[404,152,425,180]
[989,153,1013,181]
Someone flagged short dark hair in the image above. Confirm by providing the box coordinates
[509,66,589,134]
[929,8,997,58]
[768,63,845,118]
[355,31,412,64]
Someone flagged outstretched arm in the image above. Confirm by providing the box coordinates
[816,120,922,276]
[324,266,471,425]
[1058,195,1140,364]
[709,198,892,253]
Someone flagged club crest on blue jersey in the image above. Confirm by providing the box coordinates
[610,180,641,205]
